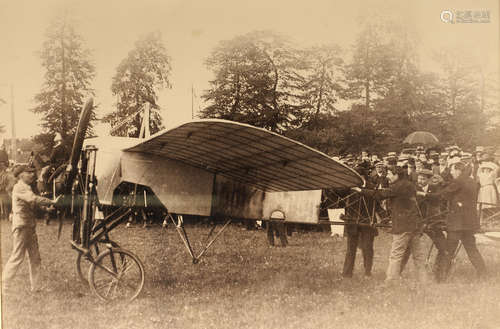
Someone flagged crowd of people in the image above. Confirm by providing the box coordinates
[1,140,500,293]
[340,144,500,283]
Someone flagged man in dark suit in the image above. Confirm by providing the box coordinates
[435,160,486,279]
[49,133,68,170]
[342,162,377,278]
[434,155,451,182]
[407,158,418,183]
[370,161,389,189]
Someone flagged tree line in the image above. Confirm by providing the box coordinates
[30,16,499,157]
[31,16,171,154]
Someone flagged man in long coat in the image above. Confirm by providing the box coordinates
[437,160,486,279]
[342,162,378,278]
[49,133,68,170]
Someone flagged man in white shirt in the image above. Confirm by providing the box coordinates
[2,165,60,293]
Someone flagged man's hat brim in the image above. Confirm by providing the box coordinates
[13,165,36,177]
[417,169,434,177]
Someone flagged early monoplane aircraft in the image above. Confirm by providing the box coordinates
[58,98,365,301]
[47,99,500,301]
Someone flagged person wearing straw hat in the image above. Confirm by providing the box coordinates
[2,165,62,293]
[434,155,450,182]
[407,158,418,183]
[370,161,389,190]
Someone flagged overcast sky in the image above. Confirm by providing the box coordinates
[0,0,498,139]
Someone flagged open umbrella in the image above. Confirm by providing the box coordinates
[403,131,439,145]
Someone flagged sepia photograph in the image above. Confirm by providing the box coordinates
[0,0,499,328]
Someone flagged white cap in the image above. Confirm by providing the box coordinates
[479,161,498,171]
[448,156,463,167]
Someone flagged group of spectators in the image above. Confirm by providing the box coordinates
[2,139,500,292]
[340,145,500,284]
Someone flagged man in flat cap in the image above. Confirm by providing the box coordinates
[2,165,61,293]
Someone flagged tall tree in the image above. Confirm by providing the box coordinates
[200,33,273,125]
[201,30,308,133]
[371,21,424,148]
[103,31,172,137]
[340,18,419,151]
[32,16,95,152]
[431,48,486,148]
[343,20,394,114]
[297,44,344,125]
[283,45,346,151]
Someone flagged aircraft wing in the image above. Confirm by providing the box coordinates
[124,119,363,191]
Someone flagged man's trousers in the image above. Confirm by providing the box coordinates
[342,226,375,277]
[386,231,429,282]
[444,230,486,278]
[2,226,41,291]
[400,229,448,282]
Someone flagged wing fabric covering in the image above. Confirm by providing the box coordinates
[124,120,363,191]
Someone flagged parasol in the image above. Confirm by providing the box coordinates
[403,131,439,145]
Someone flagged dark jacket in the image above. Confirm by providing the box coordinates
[0,148,8,165]
[49,143,68,169]
[361,178,421,234]
[436,173,479,232]
[408,171,418,183]
[416,183,445,223]
[370,173,389,189]
[436,166,451,182]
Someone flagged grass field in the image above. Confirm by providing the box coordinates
[2,219,500,329]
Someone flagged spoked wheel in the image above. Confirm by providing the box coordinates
[76,240,120,285]
[89,248,145,302]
